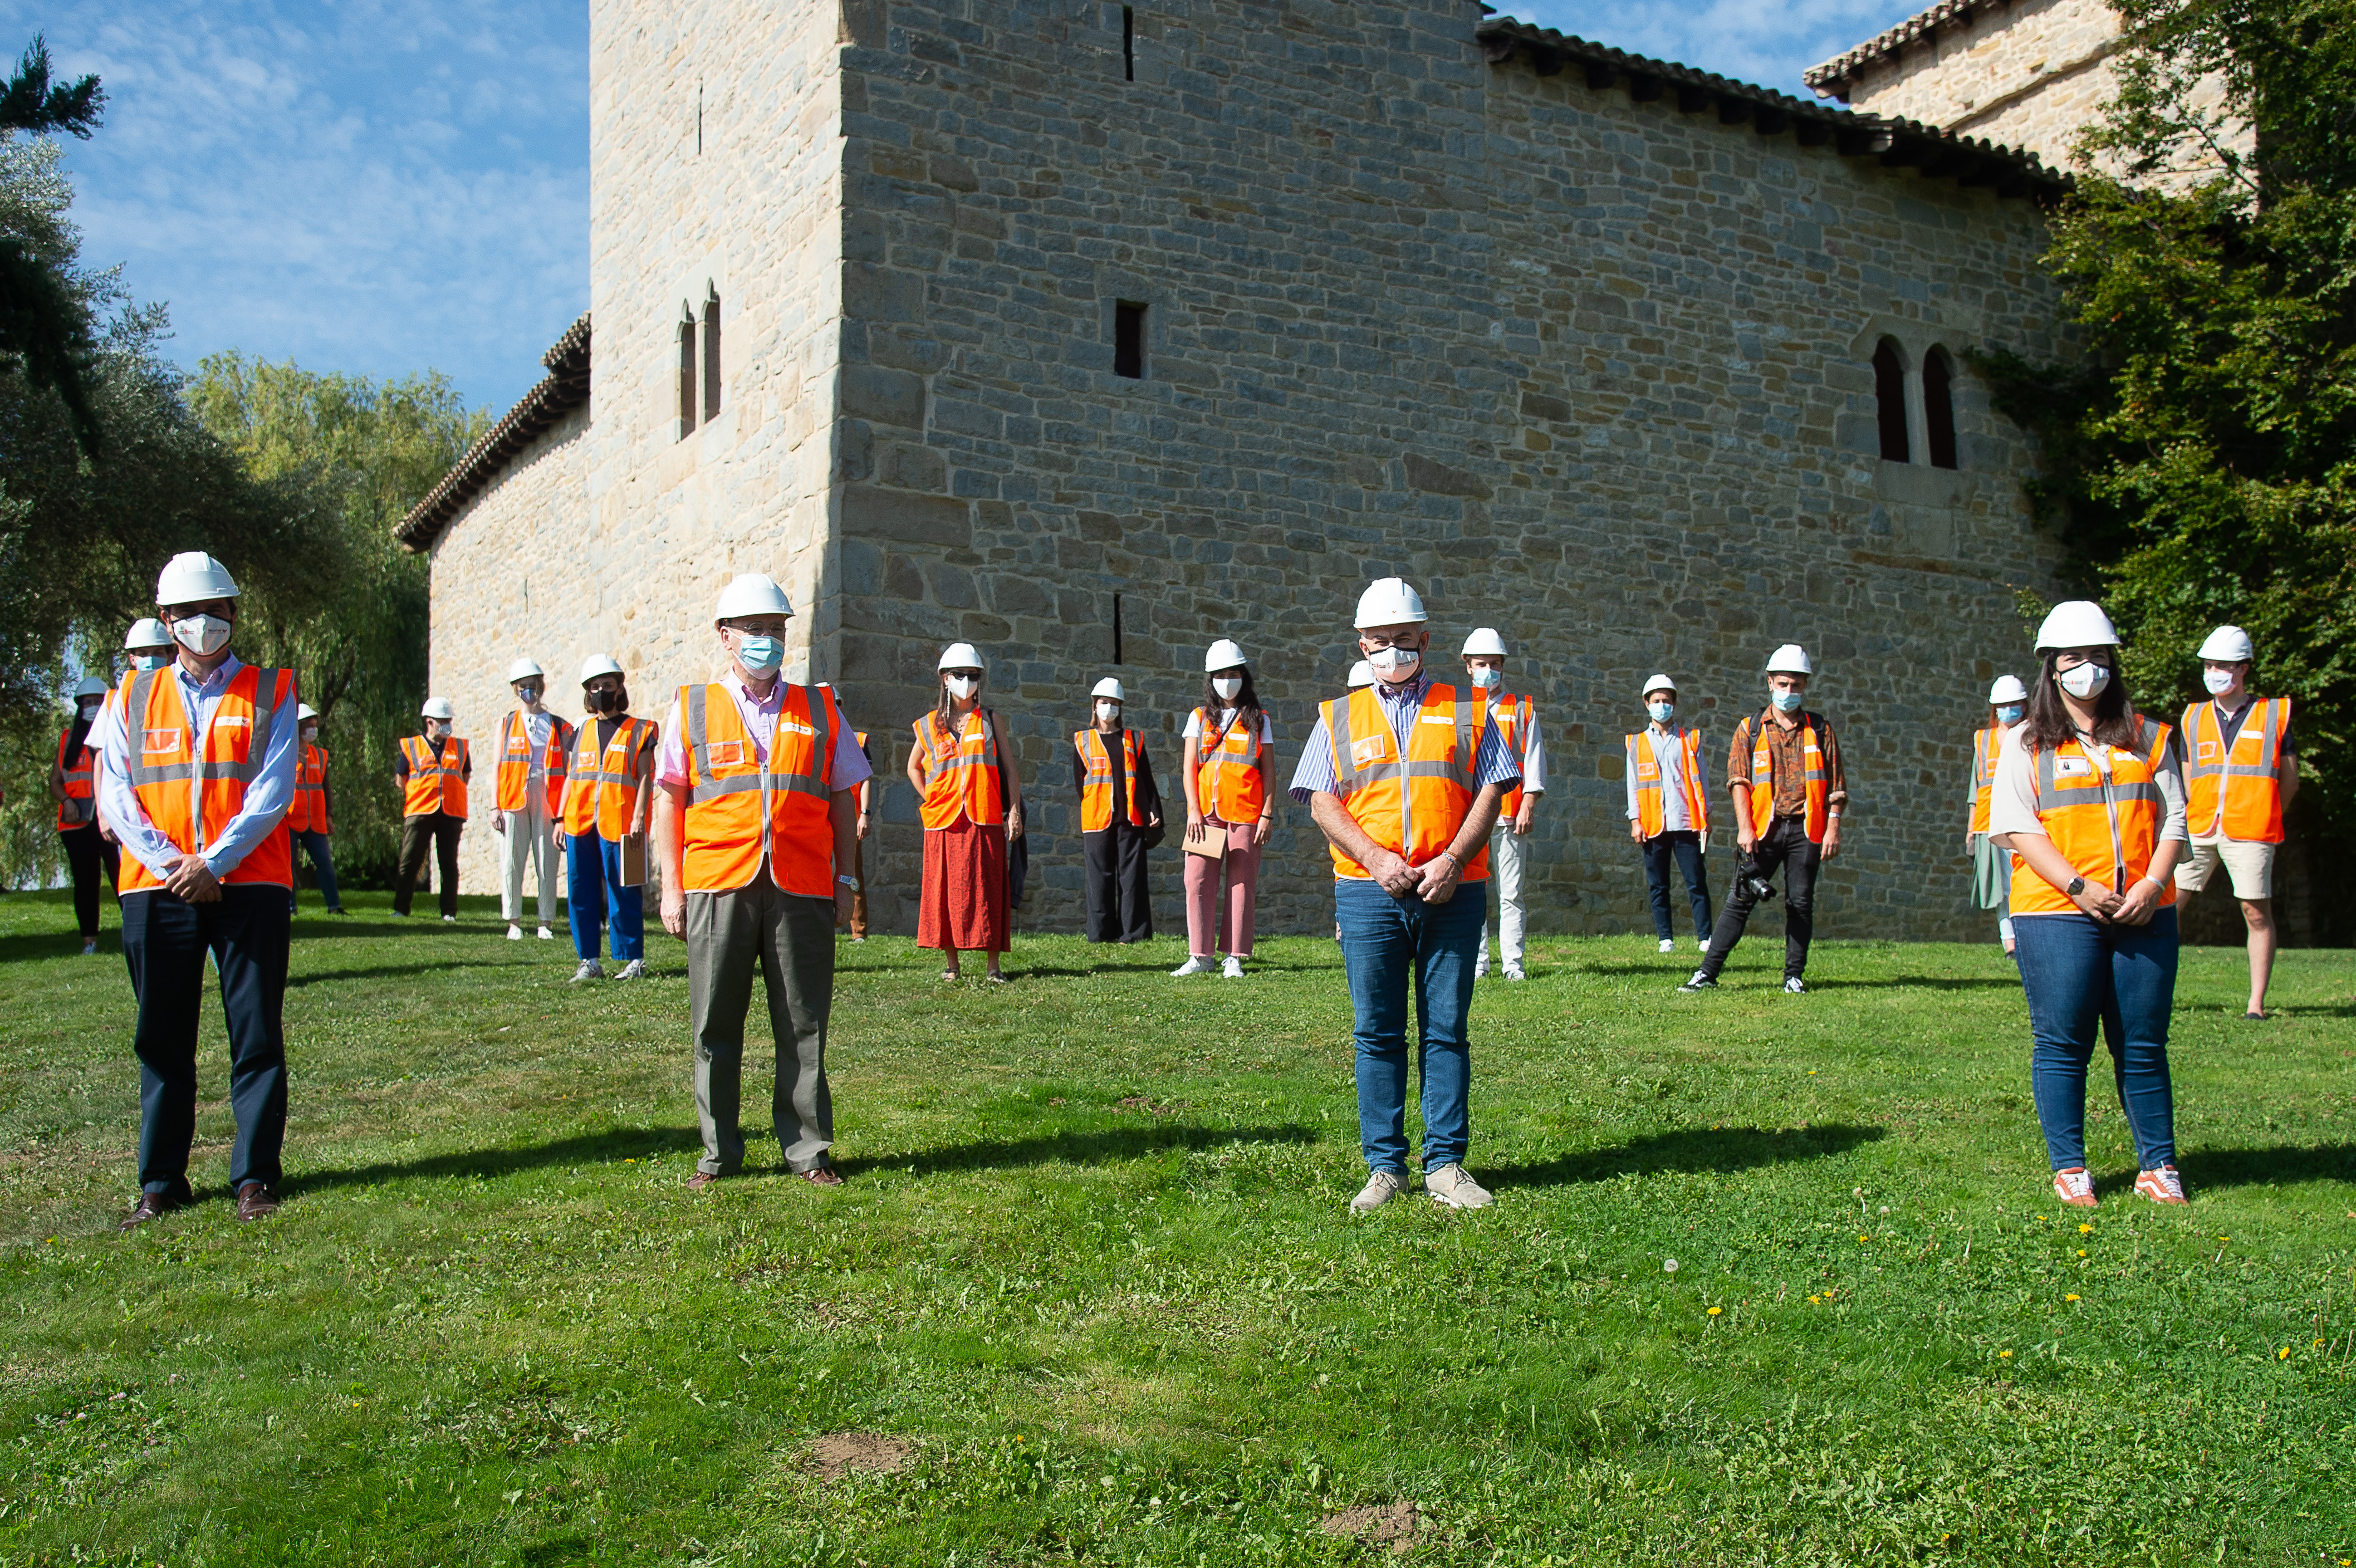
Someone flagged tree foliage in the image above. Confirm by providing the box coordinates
[1982,0,2356,915]
[0,36,104,452]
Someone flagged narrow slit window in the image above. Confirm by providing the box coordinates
[1122,6,1135,81]
[1923,346,1958,469]
[1114,301,1146,379]
[1872,339,1909,463]
[702,288,723,425]
[678,311,698,439]
[1112,593,1125,664]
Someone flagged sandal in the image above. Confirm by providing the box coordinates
[941,969,960,982]
[983,971,1009,985]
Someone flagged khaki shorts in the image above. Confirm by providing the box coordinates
[2174,835,2275,901]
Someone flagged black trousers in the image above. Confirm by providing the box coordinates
[1640,829,1713,942]
[1699,815,1822,982]
[1081,824,1153,942]
[121,885,290,1198]
[61,822,120,937]
[395,812,463,916]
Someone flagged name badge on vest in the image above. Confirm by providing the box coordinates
[1349,736,1389,769]
[1418,713,1453,726]
[507,736,530,756]
[707,741,744,767]
[2053,757,2094,779]
[143,728,181,755]
[780,719,815,738]
[214,715,249,730]
[2197,741,2221,762]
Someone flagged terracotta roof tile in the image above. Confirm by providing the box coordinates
[1802,0,2003,97]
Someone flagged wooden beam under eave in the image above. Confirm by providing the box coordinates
[1628,74,1663,102]
[1480,33,1517,64]
[1795,120,1833,147]
[1584,61,1615,90]
[1677,84,1711,114]
[1531,46,1565,77]
[1755,108,1790,135]
[1717,96,1752,125]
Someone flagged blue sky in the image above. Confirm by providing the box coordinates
[11,0,1928,417]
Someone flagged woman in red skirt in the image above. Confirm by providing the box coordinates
[906,641,1024,982]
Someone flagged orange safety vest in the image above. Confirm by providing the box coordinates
[2010,719,2181,917]
[680,682,839,895]
[2181,697,2288,844]
[495,709,575,816]
[1967,724,2006,834]
[1733,710,1829,844]
[1193,707,1266,823]
[55,722,97,830]
[562,715,653,840]
[286,743,331,835]
[915,709,1003,829]
[1491,693,1535,817]
[400,734,469,819]
[117,664,296,892]
[1075,727,1147,832]
[1625,726,1710,838]
[1317,682,1489,881]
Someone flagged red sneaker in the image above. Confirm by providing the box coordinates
[2134,1164,2188,1205]
[2051,1167,2097,1207]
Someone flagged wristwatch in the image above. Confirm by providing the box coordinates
[837,875,858,888]
[2064,875,2086,898]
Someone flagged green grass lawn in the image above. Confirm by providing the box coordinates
[2,887,2352,1566]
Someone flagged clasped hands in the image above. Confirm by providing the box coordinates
[1366,847,1460,904]
[164,852,222,903]
[2075,875,2163,927]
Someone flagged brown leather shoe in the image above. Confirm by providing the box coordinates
[119,1192,182,1232]
[686,1170,719,1192]
[234,1182,280,1223]
[798,1166,844,1188]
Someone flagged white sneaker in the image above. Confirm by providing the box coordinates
[1170,956,1216,977]
[1221,955,1245,978]
[507,924,523,941]
[1698,937,1710,953]
[441,914,457,924]
[616,959,645,981]
[571,959,603,983]
[1503,962,1525,982]
[1658,938,1674,953]
[81,938,97,956]
[1784,976,1807,994]
[536,925,554,940]
[1426,1163,1493,1209]
[1350,1170,1404,1212]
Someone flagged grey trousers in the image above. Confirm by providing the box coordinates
[688,869,836,1175]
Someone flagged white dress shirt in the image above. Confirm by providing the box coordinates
[95,653,300,883]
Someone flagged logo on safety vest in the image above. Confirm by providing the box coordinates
[2197,742,2221,762]
[143,728,180,754]
[780,719,815,738]
[1350,736,1388,768]
[707,741,745,767]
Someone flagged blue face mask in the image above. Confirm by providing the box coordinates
[1996,704,2024,725]
[1648,701,1674,724]
[737,635,783,675]
[134,653,172,671]
[1770,689,1804,713]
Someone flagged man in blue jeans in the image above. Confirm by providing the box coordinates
[1292,577,1520,1212]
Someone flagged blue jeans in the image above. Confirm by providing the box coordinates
[1335,876,1483,1175]
[2014,908,2179,1172]
[566,832,644,963]
[290,829,340,912]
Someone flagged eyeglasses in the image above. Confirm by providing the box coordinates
[725,620,791,639]
[1358,633,1421,651]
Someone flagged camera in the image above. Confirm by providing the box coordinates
[1737,853,1778,903]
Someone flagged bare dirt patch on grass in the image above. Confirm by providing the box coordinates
[1321,1501,1417,1552]
[805,1431,914,1481]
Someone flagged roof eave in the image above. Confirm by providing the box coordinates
[395,313,592,554]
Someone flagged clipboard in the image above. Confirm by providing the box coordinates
[617,832,648,888]
[1182,824,1228,862]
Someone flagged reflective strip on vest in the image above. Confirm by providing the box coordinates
[681,682,836,894]
[916,710,1002,829]
[1968,724,2005,835]
[1194,708,1265,823]
[401,735,469,818]
[1626,727,1708,838]
[118,664,295,890]
[56,724,96,829]
[2010,719,2180,917]
[1740,713,1828,844]
[497,710,572,815]
[564,717,650,839]
[289,743,330,835]
[2181,697,2288,844]
[1320,683,1488,881]
[1075,728,1145,832]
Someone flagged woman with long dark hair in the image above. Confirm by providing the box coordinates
[1988,601,2190,1209]
[1174,639,1276,977]
[907,642,1023,982]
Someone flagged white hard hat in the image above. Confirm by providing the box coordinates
[123,618,170,650]
[1642,673,1676,697]
[505,658,545,684]
[1988,675,2029,704]
[579,654,624,684]
[297,703,319,722]
[1092,677,1125,702]
[71,676,109,699]
[155,551,239,606]
[1462,627,1509,658]
[2197,625,2255,664]
[2033,600,2120,652]
[420,697,455,720]
[1347,660,1376,689]
[937,642,984,672]
[1353,576,1428,629]
[1765,643,1814,675]
[1204,638,1248,672]
[714,572,795,622]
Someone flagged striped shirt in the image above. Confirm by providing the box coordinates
[1287,672,1521,802]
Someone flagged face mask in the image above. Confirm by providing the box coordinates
[515,684,542,706]
[134,652,172,670]
[2202,667,2238,695]
[1996,704,2025,725]
[1648,701,1674,724]
[1469,667,1499,690]
[946,675,978,700]
[736,635,784,676]
[301,726,319,744]
[1770,689,1804,713]
[1368,645,1421,681]
[1095,701,1120,724]
[2057,661,2110,700]
[171,614,230,656]
[425,722,449,741]
[1212,675,1243,702]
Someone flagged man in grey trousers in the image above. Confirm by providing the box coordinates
[654,573,868,1188]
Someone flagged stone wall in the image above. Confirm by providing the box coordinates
[826,0,2074,945]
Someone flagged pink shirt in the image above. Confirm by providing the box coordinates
[656,677,873,791]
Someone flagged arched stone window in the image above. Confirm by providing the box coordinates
[1872,339,1909,463]
[702,287,723,425]
[1923,346,1958,469]
[677,309,698,440]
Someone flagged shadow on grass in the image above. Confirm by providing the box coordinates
[288,957,567,986]
[841,1122,1318,1178]
[1485,1123,1885,1189]
[292,1125,707,1194]
[0,932,117,963]
[2182,1143,2356,1190]
[1805,976,2022,991]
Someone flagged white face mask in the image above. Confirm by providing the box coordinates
[1095,701,1120,724]
[1368,645,1421,681]
[2057,661,2112,700]
[2202,666,2239,695]
[1648,701,1674,724]
[171,614,231,656]
[946,675,978,700]
[301,726,320,745]
[1468,667,1499,690]
[1212,675,1243,702]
